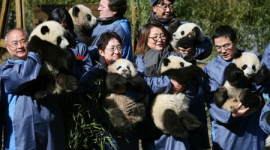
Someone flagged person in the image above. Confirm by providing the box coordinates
[147,0,212,60]
[0,29,65,149]
[80,31,147,150]
[48,8,93,80]
[135,23,201,150]
[204,25,267,150]
[88,0,133,63]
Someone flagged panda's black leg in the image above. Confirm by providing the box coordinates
[214,86,229,108]
[56,73,78,93]
[108,108,133,132]
[178,110,202,130]
[163,109,188,138]
[239,88,261,109]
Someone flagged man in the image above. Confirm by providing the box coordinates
[204,25,267,150]
[0,29,65,149]
[148,0,212,60]
[88,0,133,63]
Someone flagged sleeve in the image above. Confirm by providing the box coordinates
[75,42,93,72]
[0,52,42,94]
[262,43,270,70]
[135,54,172,94]
[117,21,133,62]
[203,65,234,124]
[260,96,270,134]
[193,36,213,60]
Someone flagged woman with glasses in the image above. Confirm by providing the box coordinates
[135,23,192,150]
[147,0,213,60]
[80,31,148,150]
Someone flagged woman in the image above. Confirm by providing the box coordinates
[80,32,147,150]
[135,23,210,150]
[48,8,93,80]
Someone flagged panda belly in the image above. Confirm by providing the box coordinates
[152,93,188,130]
[224,81,242,99]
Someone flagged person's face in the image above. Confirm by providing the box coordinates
[98,0,117,20]
[6,29,28,60]
[214,36,237,61]
[99,38,122,62]
[152,0,174,19]
[147,27,167,51]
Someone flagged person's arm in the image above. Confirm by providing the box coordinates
[0,52,42,94]
[260,95,270,134]
[74,42,93,72]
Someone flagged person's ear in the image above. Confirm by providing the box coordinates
[98,49,105,56]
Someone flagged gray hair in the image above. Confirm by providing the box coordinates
[5,28,28,44]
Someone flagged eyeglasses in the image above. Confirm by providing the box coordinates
[148,35,166,41]
[156,4,173,10]
[215,43,233,51]
[106,46,123,53]
[7,39,28,48]
[98,4,105,10]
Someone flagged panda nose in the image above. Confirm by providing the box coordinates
[122,69,127,72]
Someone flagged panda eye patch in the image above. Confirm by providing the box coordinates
[252,65,256,71]
[127,66,130,70]
[57,37,62,46]
[117,66,121,70]
[181,31,185,35]
[242,64,247,70]
[180,62,184,67]
[87,14,92,21]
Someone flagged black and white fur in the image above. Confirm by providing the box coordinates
[214,52,269,113]
[28,20,78,99]
[69,4,97,46]
[171,23,204,55]
[104,59,146,132]
[151,56,205,138]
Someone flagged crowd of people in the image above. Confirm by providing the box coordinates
[1,0,270,150]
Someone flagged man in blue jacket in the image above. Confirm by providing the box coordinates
[0,29,65,150]
[204,25,267,150]
[88,0,133,63]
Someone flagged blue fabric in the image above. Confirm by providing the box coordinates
[69,41,93,80]
[204,51,267,150]
[88,19,133,63]
[0,52,65,150]
[262,43,270,70]
[260,95,270,134]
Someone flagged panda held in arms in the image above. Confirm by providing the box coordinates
[28,20,78,99]
[151,56,206,138]
[214,52,270,114]
[104,59,147,132]
[69,4,97,46]
[170,23,205,55]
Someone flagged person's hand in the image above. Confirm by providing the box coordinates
[232,103,250,117]
[178,47,195,56]
[170,79,186,93]
[113,85,127,94]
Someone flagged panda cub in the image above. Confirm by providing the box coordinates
[151,56,205,138]
[28,20,78,99]
[214,52,270,113]
[104,59,146,132]
[170,23,205,55]
[69,4,97,46]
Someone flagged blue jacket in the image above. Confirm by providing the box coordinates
[204,51,267,150]
[88,19,133,63]
[260,94,270,134]
[69,41,93,80]
[0,52,65,150]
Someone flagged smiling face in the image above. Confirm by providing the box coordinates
[147,27,167,51]
[152,0,174,19]
[6,29,28,60]
[99,38,122,62]
[214,36,237,61]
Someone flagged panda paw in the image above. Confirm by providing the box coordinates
[214,86,228,108]
[34,90,48,100]
[253,68,270,85]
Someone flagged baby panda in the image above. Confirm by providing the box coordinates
[28,20,78,99]
[214,52,270,113]
[104,59,146,132]
[170,23,205,56]
[151,55,205,138]
[68,4,97,46]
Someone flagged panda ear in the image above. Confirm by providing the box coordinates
[41,26,50,35]
[183,55,197,65]
[163,58,171,66]
[72,6,80,17]
[234,52,242,59]
[257,55,262,61]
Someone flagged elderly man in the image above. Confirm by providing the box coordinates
[0,28,65,150]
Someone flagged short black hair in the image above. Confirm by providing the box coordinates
[48,8,74,32]
[97,32,122,51]
[108,0,127,16]
[154,0,175,6]
[212,25,237,43]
